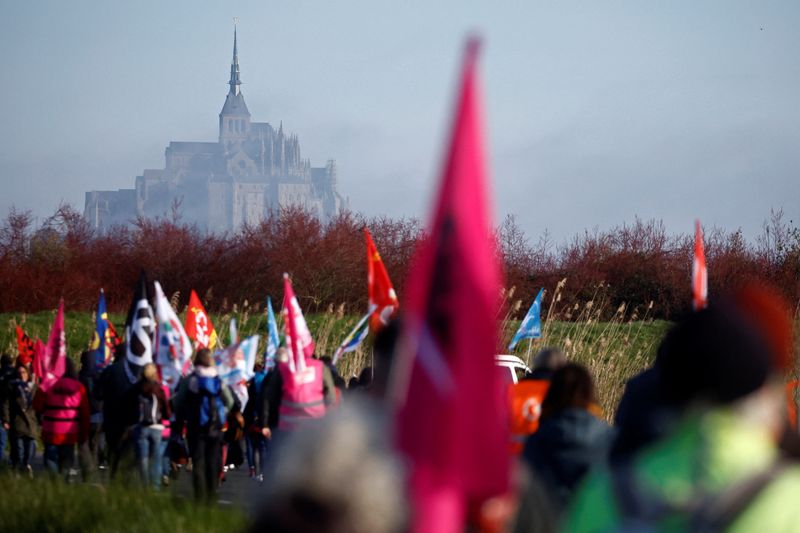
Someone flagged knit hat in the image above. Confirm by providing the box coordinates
[658,304,773,407]
[731,283,794,373]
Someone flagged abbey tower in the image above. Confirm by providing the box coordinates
[85,27,342,233]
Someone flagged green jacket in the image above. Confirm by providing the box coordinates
[565,407,800,532]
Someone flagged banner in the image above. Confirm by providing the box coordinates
[154,281,194,390]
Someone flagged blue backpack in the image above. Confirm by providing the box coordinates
[196,375,226,432]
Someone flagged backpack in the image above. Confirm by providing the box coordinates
[610,459,789,532]
[196,375,226,436]
[138,391,161,426]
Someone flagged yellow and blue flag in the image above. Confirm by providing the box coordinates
[91,289,120,370]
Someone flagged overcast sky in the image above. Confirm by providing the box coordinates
[1,1,798,243]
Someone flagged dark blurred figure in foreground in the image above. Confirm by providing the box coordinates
[522,362,613,514]
[566,286,800,532]
[250,400,406,533]
[610,348,676,464]
[508,348,567,454]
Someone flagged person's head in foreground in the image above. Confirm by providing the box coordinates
[250,402,406,533]
[565,284,799,532]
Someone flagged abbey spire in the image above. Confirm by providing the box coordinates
[220,23,250,143]
[229,25,242,96]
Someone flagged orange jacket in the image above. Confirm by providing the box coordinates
[507,379,550,454]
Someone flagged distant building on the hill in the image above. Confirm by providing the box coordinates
[84,27,343,233]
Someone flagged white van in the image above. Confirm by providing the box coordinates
[494,354,531,385]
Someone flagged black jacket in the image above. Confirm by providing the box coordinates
[1,379,38,438]
[523,407,614,512]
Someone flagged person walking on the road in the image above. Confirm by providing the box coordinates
[34,359,91,479]
[78,350,103,470]
[174,348,234,503]
[522,362,613,514]
[125,362,171,489]
[1,361,38,476]
[0,353,16,467]
[244,361,269,481]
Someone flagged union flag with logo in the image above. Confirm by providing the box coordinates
[185,289,218,350]
[366,228,399,331]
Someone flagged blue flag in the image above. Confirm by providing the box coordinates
[508,288,543,351]
[265,296,280,369]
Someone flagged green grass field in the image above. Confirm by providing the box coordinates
[0,476,245,533]
[0,308,668,416]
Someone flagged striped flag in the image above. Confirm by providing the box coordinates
[333,312,371,364]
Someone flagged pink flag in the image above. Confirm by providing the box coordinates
[41,299,67,390]
[282,273,315,373]
[692,219,708,311]
[391,38,510,533]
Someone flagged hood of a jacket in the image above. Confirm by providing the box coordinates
[538,407,612,448]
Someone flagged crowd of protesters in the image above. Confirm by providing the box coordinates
[1,283,799,533]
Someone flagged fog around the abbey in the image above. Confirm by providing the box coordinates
[1,1,798,241]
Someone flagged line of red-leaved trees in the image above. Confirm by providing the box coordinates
[1,204,798,319]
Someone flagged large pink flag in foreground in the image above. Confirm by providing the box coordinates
[391,38,510,533]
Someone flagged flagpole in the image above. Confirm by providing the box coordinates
[525,336,534,366]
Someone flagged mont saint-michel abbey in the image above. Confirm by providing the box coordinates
[84,29,342,233]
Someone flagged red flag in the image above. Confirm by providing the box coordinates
[33,338,46,382]
[282,273,315,373]
[366,228,399,331]
[185,290,218,350]
[15,325,35,366]
[391,38,510,533]
[41,299,67,391]
[692,219,708,310]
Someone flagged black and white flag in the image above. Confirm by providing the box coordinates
[125,270,155,367]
